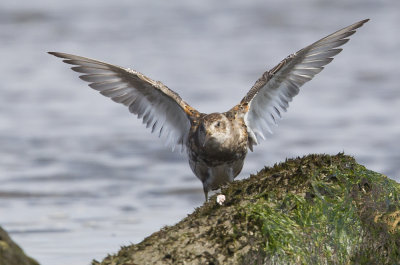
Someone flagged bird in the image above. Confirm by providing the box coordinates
[49,19,368,201]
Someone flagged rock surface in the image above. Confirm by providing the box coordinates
[93,153,400,265]
[0,227,39,265]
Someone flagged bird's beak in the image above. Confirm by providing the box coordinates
[203,133,211,147]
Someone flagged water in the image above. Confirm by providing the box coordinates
[0,0,399,264]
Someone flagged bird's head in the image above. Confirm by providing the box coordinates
[198,113,230,147]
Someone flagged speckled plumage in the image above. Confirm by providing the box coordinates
[49,19,368,201]
[187,112,248,200]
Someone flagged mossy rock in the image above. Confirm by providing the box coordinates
[92,153,400,265]
[0,227,39,265]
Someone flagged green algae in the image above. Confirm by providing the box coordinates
[93,153,400,265]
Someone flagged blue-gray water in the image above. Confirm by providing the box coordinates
[1,0,399,264]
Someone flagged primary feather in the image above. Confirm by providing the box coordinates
[49,52,200,151]
[238,19,369,147]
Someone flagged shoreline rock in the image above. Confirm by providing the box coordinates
[92,153,400,265]
[0,227,39,265]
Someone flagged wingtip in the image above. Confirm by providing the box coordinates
[48,51,64,58]
[356,19,370,28]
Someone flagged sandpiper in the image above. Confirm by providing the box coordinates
[49,19,368,201]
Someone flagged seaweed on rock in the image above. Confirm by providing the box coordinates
[93,153,400,265]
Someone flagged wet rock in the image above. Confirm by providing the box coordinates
[0,227,39,265]
[92,153,400,265]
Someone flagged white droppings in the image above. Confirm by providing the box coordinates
[216,194,226,205]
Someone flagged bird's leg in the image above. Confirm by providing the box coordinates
[203,187,208,202]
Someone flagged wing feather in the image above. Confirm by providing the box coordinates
[49,52,200,151]
[237,19,369,147]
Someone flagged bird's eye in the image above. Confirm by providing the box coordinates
[216,122,221,127]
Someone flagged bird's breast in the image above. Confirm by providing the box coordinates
[188,119,248,166]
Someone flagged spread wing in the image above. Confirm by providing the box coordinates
[236,19,369,148]
[49,52,200,152]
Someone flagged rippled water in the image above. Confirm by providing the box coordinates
[1,0,399,264]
